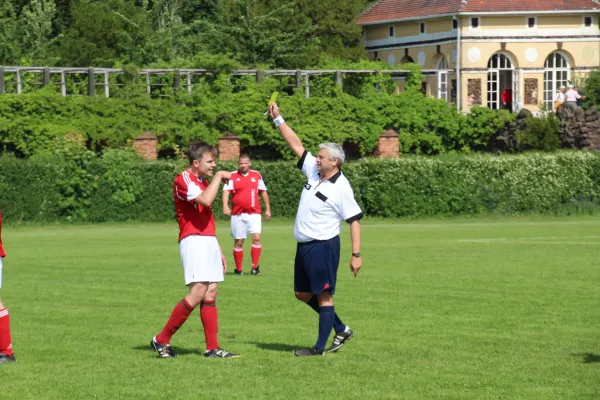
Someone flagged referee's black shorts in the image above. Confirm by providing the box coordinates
[294,235,340,295]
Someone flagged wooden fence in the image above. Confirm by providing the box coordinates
[0,66,453,98]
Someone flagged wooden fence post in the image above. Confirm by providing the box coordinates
[296,70,302,89]
[174,69,181,95]
[335,70,342,87]
[43,67,50,87]
[256,70,263,83]
[87,68,95,96]
[305,73,310,98]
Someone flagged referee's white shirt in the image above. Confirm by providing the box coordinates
[294,151,363,243]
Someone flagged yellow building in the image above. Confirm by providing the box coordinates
[358,0,600,113]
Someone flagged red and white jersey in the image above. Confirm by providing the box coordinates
[0,210,5,258]
[223,170,267,215]
[174,170,216,242]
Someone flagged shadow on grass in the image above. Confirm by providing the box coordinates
[572,353,600,363]
[247,342,303,352]
[132,345,203,356]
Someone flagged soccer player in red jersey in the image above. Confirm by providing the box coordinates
[0,209,15,364]
[222,154,271,275]
[151,143,240,359]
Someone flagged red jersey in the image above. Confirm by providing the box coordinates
[173,170,216,242]
[0,211,5,258]
[223,170,267,215]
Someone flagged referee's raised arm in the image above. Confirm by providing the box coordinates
[268,103,305,159]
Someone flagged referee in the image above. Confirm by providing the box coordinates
[268,103,363,357]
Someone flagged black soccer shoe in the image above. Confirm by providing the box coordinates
[251,266,261,275]
[150,337,176,358]
[204,348,241,358]
[233,270,244,276]
[326,327,354,353]
[0,353,16,364]
[293,346,324,357]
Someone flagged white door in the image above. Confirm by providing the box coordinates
[487,70,499,110]
[512,69,521,113]
[437,71,448,101]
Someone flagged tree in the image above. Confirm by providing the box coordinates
[583,69,600,107]
[20,0,57,62]
[0,1,20,64]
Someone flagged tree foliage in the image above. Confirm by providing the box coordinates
[3,0,370,68]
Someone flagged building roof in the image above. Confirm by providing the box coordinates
[357,0,600,25]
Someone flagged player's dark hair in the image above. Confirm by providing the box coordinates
[239,153,251,161]
[187,142,218,165]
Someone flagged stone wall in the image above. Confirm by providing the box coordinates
[524,78,538,105]
[468,79,482,106]
[557,106,600,150]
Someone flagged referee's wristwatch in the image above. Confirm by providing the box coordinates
[352,252,361,258]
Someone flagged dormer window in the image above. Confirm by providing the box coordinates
[471,17,480,29]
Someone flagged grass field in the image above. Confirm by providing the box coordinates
[1,217,599,399]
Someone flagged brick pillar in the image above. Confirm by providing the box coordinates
[134,132,157,160]
[375,129,400,158]
[218,134,240,160]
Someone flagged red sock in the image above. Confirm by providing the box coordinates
[0,308,13,357]
[200,301,219,351]
[156,299,194,344]
[233,248,244,271]
[251,244,262,269]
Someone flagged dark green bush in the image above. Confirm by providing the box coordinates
[1,150,599,223]
[516,113,560,151]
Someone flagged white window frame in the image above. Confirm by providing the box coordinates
[543,51,571,110]
[526,16,537,29]
[420,22,426,35]
[389,25,395,38]
[470,17,481,30]
[583,15,593,28]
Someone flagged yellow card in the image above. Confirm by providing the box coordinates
[268,92,279,106]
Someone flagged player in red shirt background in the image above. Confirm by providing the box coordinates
[222,154,271,275]
[0,209,15,364]
[151,142,240,359]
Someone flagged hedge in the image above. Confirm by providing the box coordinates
[1,151,600,223]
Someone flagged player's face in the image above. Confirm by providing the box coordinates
[195,153,217,176]
[238,157,251,174]
[316,148,337,174]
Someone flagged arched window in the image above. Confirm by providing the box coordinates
[543,52,570,109]
[437,56,448,70]
[400,56,414,64]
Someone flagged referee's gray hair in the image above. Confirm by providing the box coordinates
[319,143,345,167]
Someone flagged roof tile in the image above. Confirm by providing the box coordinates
[357,0,600,24]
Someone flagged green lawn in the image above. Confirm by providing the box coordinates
[1,217,599,399]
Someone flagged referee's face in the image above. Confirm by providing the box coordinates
[316,148,337,174]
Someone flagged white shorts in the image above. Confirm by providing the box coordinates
[230,213,262,239]
[179,235,224,285]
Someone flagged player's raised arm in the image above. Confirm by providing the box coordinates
[195,171,231,207]
[268,102,305,159]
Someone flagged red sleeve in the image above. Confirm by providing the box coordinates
[0,210,5,257]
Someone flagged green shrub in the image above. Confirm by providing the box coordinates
[0,72,517,159]
[1,151,599,223]
[516,113,560,151]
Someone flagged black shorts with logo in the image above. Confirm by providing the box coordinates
[294,235,340,295]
